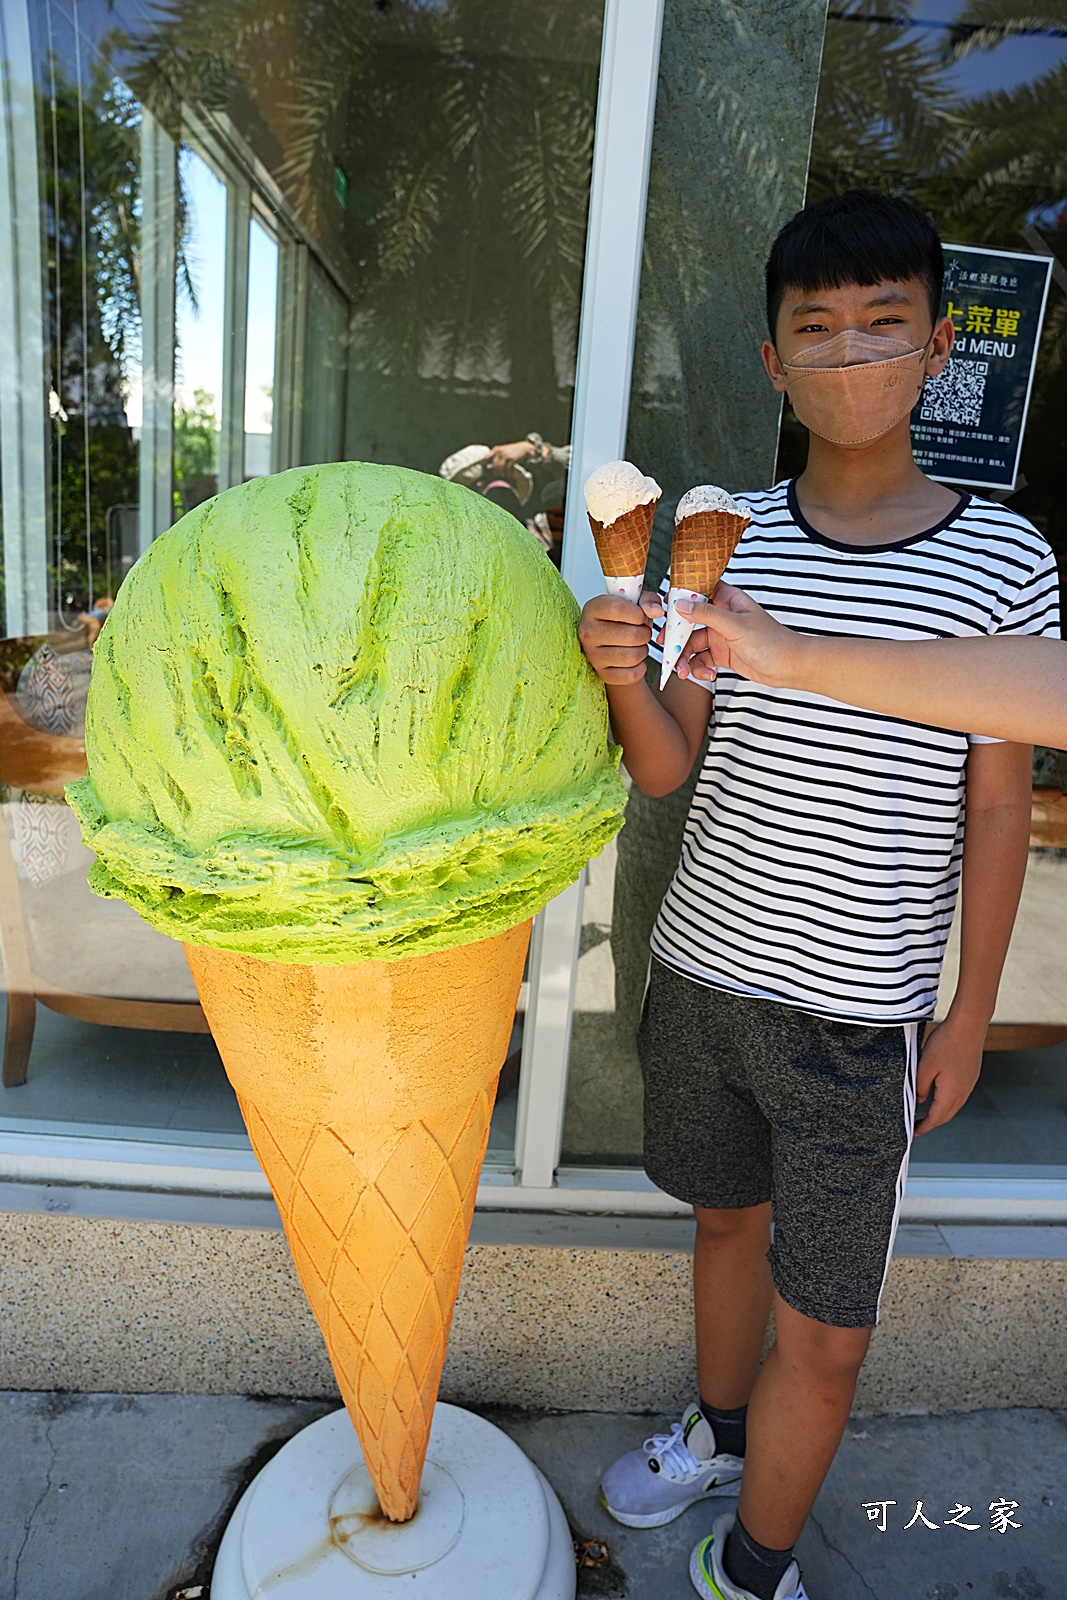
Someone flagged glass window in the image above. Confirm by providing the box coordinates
[564,0,1067,1181]
[562,0,827,1167]
[794,0,1067,1180]
[40,10,141,629]
[1,0,606,1171]
[0,8,238,1148]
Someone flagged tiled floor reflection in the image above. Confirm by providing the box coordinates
[912,1042,1067,1168]
[0,995,1061,1174]
[0,994,519,1161]
[566,824,1067,1171]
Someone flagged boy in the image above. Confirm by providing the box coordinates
[577,188,1059,1600]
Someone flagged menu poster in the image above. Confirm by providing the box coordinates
[911,244,1053,491]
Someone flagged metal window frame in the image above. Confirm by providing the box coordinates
[181,107,338,483]
[179,115,260,496]
[1,1124,1066,1228]
[273,235,308,472]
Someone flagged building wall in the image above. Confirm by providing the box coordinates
[2,1212,1062,1414]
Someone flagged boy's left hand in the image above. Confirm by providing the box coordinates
[913,1013,986,1135]
[675,584,801,687]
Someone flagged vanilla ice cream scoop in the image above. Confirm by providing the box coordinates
[583,460,661,528]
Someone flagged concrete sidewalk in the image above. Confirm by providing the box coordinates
[1,1393,1063,1599]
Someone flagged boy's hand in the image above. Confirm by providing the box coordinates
[578,592,664,686]
[675,583,804,687]
[913,1013,986,1136]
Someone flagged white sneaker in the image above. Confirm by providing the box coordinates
[690,1512,809,1600]
[599,1403,744,1529]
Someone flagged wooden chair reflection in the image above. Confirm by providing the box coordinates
[0,636,208,1088]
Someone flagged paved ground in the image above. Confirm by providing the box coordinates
[1,1392,1064,1599]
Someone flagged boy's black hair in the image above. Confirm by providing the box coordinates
[765,188,943,340]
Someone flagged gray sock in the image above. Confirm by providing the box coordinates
[722,1513,793,1600]
[698,1396,747,1458]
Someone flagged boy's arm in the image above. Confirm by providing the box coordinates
[578,594,713,796]
[679,586,1067,748]
[915,739,1033,1135]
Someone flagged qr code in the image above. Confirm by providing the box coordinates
[920,360,988,427]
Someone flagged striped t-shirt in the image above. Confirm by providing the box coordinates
[649,479,1060,1024]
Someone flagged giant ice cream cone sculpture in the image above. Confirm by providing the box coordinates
[68,462,624,1524]
[584,459,661,603]
[184,927,528,1520]
[660,485,751,689]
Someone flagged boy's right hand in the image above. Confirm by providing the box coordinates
[578,592,664,685]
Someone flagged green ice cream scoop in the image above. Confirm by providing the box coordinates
[68,461,624,962]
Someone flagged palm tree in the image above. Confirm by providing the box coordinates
[934,0,1067,568]
[807,0,963,204]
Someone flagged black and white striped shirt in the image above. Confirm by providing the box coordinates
[649,479,1060,1024]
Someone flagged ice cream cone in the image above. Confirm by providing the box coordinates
[70,461,624,1554]
[671,508,749,598]
[660,494,750,689]
[583,460,661,601]
[185,920,530,1524]
[588,502,656,600]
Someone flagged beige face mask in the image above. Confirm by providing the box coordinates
[780,329,931,447]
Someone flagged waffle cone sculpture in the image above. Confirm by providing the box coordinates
[68,461,625,1524]
[660,487,751,688]
[584,460,661,602]
[186,925,528,1520]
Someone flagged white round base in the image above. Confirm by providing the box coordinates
[211,1404,576,1599]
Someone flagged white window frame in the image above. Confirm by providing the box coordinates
[179,112,275,492]
[182,105,349,479]
[513,0,666,1193]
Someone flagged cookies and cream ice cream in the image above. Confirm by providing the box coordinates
[659,485,751,689]
[674,484,748,522]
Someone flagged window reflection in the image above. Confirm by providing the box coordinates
[566,0,1067,1173]
[244,218,278,478]
[174,146,226,514]
[303,261,347,467]
[1,0,606,1160]
[41,7,141,625]
[0,625,213,1110]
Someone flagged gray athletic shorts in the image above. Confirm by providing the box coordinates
[638,957,920,1329]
